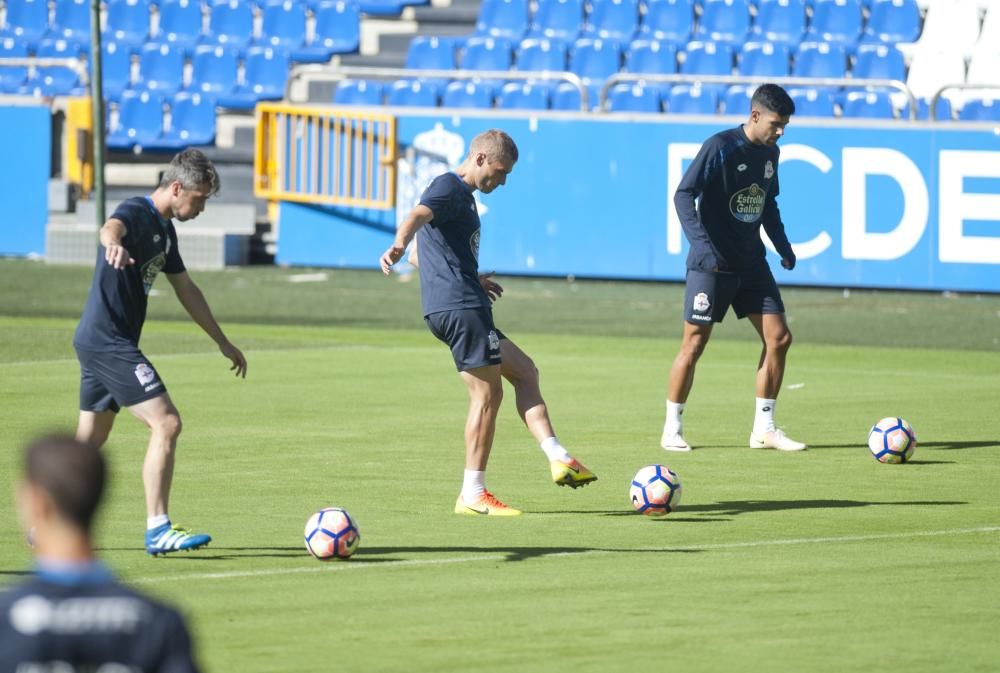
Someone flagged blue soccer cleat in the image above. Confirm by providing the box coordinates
[145,524,212,556]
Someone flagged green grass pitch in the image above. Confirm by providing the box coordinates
[1,259,998,672]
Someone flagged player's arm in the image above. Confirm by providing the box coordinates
[165,271,247,378]
[762,179,796,270]
[673,145,724,270]
[380,204,434,275]
[99,218,134,269]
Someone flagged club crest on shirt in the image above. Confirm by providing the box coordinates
[693,292,711,313]
[134,363,156,385]
[729,183,766,223]
[470,229,480,260]
[764,160,774,179]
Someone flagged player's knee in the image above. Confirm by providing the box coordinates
[682,334,709,360]
[155,412,182,439]
[771,328,793,352]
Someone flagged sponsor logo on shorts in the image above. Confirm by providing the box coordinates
[134,363,156,386]
[690,314,713,322]
[144,382,163,392]
[693,292,711,313]
[764,160,774,179]
[729,183,766,223]
[488,330,500,351]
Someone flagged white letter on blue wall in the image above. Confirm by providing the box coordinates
[841,148,928,260]
[938,150,1000,264]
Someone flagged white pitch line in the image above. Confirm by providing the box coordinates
[126,526,1000,585]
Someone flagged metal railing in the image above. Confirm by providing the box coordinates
[929,83,1000,121]
[287,64,591,111]
[599,73,918,119]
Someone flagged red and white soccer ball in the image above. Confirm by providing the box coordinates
[867,417,917,464]
[629,464,682,517]
[304,507,360,560]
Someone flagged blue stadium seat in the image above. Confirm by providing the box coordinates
[258,0,307,51]
[912,97,953,121]
[606,82,661,111]
[852,43,905,81]
[29,39,87,96]
[694,0,750,46]
[475,0,530,41]
[442,80,496,108]
[528,0,585,43]
[569,38,622,109]
[292,0,360,63]
[0,0,49,51]
[107,89,164,150]
[806,0,863,51]
[459,36,514,72]
[841,89,895,118]
[357,0,410,17]
[405,36,456,87]
[550,81,584,109]
[666,84,718,114]
[102,41,133,101]
[738,41,790,76]
[155,0,205,55]
[387,79,440,106]
[958,98,1000,121]
[638,0,694,46]
[333,79,384,105]
[750,0,806,48]
[220,45,290,109]
[190,44,239,96]
[138,42,186,96]
[788,87,836,116]
[153,92,217,149]
[584,0,639,43]
[680,40,734,93]
[0,37,29,93]
[206,0,254,53]
[862,0,920,44]
[793,41,847,80]
[50,0,91,49]
[514,38,568,71]
[722,84,755,114]
[496,81,551,109]
[104,0,151,53]
[626,38,678,74]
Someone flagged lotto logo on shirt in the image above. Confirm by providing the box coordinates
[729,183,766,223]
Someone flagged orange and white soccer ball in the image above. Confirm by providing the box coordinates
[304,507,360,560]
[629,464,682,516]
[867,417,917,464]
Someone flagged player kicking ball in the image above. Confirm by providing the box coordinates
[662,84,807,452]
[73,149,247,554]
[380,129,597,516]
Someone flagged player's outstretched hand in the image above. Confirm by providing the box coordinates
[220,341,247,378]
[105,244,135,270]
[380,245,406,275]
[781,254,796,270]
[479,272,504,303]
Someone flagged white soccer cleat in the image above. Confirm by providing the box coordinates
[660,431,692,452]
[749,428,807,451]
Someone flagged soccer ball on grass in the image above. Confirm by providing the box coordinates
[629,464,682,516]
[867,417,917,464]
[304,507,360,560]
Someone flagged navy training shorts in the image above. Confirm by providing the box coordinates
[76,346,168,413]
[684,268,785,324]
[425,307,505,372]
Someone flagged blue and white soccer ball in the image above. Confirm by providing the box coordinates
[867,417,917,464]
[304,507,360,560]
[629,464,682,517]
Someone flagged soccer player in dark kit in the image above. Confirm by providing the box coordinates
[661,84,807,453]
[73,148,247,554]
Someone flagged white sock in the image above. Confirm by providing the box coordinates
[540,436,571,461]
[754,397,777,435]
[460,470,486,503]
[147,514,170,531]
[664,400,685,435]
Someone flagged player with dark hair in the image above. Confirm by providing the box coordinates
[380,129,597,516]
[73,148,247,554]
[661,83,807,452]
[0,434,201,671]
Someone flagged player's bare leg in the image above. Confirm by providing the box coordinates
[499,339,597,488]
[454,364,519,515]
[76,410,117,448]
[663,322,713,451]
[746,313,805,451]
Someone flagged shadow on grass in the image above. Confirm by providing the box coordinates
[539,498,965,519]
[808,440,996,451]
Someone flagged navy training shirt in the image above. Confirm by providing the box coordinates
[416,172,490,316]
[0,562,199,673]
[74,197,186,351]
[674,126,795,274]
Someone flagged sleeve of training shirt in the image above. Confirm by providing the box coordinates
[164,222,186,274]
[761,167,795,262]
[674,138,725,270]
[154,610,201,673]
[418,174,457,224]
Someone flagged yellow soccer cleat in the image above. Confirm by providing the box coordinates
[454,490,523,516]
[550,457,598,489]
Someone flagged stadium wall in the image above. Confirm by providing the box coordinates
[0,106,50,257]
[276,113,1000,293]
